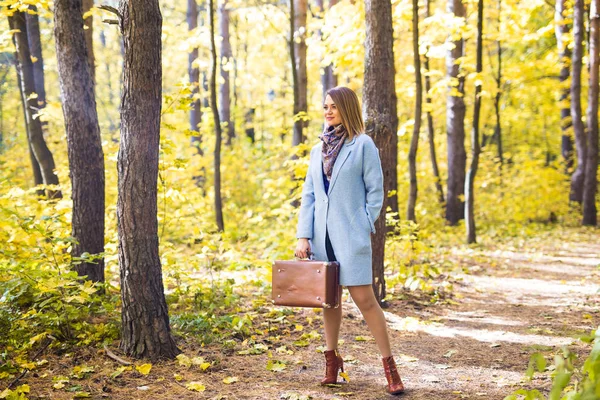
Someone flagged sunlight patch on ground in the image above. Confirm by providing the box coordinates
[462,275,599,297]
[442,311,525,327]
[383,313,574,347]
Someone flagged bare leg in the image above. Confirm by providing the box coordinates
[347,285,392,357]
[323,285,343,350]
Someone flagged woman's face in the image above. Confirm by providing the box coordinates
[323,95,342,127]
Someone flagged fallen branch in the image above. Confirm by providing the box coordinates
[6,334,56,390]
[103,345,132,366]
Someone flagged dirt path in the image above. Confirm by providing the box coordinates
[19,236,600,400]
[205,237,600,400]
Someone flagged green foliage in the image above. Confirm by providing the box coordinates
[506,327,600,400]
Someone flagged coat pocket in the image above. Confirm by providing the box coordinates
[351,206,371,233]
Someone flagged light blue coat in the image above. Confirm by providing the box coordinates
[296,133,384,286]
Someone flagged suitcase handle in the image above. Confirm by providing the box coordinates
[295,251,314,261]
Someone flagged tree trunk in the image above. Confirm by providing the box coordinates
[54,0,105,283]
[219,0,234,146]
[424,0,444,205]
[445,0,467,225]
[556,0,573,170]
[24,7,46,112]
[9,11,61,199]
[188,0,203,154]
[583,0,599,226]
[318,0,338,99]
[292,0,307,146]
[571,0,586,203]
[363,0,398,304]
[210,0,225,232]
[407,0,422,223]
[494,0,504,166]
[83,0,95,84]
[466,0,483,244]
[117,0,180,360]
[14,61,44,192]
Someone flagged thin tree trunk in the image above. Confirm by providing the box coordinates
[582,0,599,225]
[55,0,105,283]
[292,0,307,146]
[9,11,61,199]
[219,0,234,146]
[14,62,44,192]
[363,0,398,304]
[318,0,338,99]
[210,0,225,232]
[188,0,203,154]
[466,0,484,244]
[83,0,95,84]
[571,0,586,203]
[494,0,504,166]
[424,0,444,205]
[24,8,46,112]
[556,0,573,170]
[407,0,422,223]
[445,0,467,225]
[117,0,180,360]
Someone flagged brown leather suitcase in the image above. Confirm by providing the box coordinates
[272,260,340,308]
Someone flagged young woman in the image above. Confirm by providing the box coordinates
[294,86,405,395]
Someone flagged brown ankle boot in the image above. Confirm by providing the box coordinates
[382,356,405,394]
[320,349,344,385]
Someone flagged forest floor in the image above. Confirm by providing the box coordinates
[14,231,600,400]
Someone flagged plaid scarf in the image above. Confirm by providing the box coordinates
[319,124,348,182]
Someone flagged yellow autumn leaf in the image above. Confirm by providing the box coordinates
[173,373,183,381]
[185,381,206,392]
[200,362,211,371]
[340,371,350,382]
[223,376,238,384]
[176,354,192,367]
[135,363,152,375]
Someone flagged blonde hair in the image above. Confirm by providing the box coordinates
[325,86,364,139]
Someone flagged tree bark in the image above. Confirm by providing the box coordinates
[83,0,95,85]
[445,0,467,225]
[424,0,444,205]
[292,0,308,146]
[556,0,573,170]
[9,11,61,199]
[363,0,398,303]
[54,0,105,283]
[188,0,203,154]
[24,7,46,111]
[583,0,599,226]
[466,0,483,244]
[210,0,225,232]
[219,0,234,146]
[117,0,180,360]
[571,0,586,203]
[407,0,422,223]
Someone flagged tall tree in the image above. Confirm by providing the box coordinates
[407,0,422,222]
[187,0,203,154]
[83,0,95,84]
[466,0,484,243]
[555,0,573,169]
[210,0,225,231]
[219,0,234,145]
[291,0,308,146]
[570,0,586,203]
[583,0,599,226]
[424,0,444,205]
[54,0,105,283]
[317,0,338,99]
[363,0,397,303]
[117,0,179,359]
[445,0,467,225]
[9,11,61,199]
[24,7,46,113]
[493,0,504,166]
